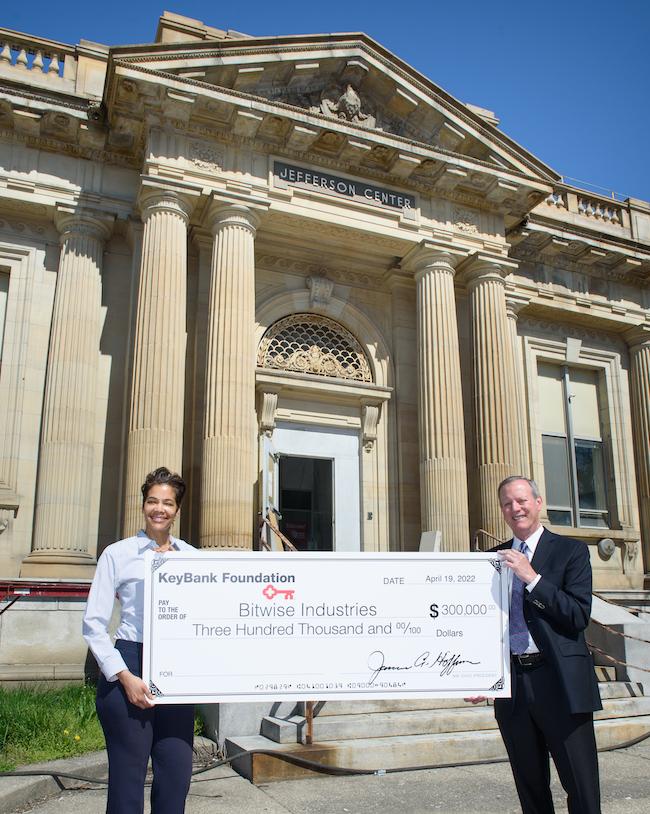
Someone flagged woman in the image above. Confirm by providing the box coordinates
[83,467,195,814]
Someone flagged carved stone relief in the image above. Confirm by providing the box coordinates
[310,84,376,128]
[259,392,278,437]
[362,403,380,451]
[188,139,223,171]
[306,275,334,306]
[452,205,480,234]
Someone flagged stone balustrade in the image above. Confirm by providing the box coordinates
[543,187,624,225]
[538,185,650,253]
[0,28,77,80]
[577,195,622,225]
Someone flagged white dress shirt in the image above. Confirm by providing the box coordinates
[82,530,194,681]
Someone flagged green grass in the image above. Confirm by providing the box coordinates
[0,684,205,772]
[0,683,105,772]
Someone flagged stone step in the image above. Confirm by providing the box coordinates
[261,687,650,744]
[598,680,644,700]
[310,680,640,716]
[594,665,617,681]
[597,695,650,720]
[228,714,650,784]
[262,705,498,743]
[313,697,474,715]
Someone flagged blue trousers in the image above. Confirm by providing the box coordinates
[96,640,195,814]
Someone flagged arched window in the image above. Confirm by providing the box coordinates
[257,313,373,383]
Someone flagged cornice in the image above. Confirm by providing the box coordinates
[0,79,91,113]
[512,213,650,258]
[0,127,140,169]
[511,244,649,287]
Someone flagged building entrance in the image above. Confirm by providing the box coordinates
[278,456,333,551]
[262,422,361,551]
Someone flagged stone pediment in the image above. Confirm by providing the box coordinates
[108,33,557,183]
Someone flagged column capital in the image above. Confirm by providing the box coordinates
[457,252,518,288]
[625,324,650,352]
[505,288,532,320]
[401,239,467,277]
[138,178,200,224]
[54,207,114,243]
[206,202,261,237]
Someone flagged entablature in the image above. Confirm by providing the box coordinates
[508,215,650,286]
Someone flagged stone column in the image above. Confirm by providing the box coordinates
[462,255,520,541]
[22,210,113,577]
[627,327,650,573]
[505,291,531,476]
[123,184,196,535]
[200,204,260,549]
[403,244,470,551]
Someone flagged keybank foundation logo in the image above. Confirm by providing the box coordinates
[157,571,297,586]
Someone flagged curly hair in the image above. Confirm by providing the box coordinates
[141,467,186,506]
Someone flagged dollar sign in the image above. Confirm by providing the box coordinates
[429,603,439,619]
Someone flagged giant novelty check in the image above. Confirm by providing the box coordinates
[143,551,510,703]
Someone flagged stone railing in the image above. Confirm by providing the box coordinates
[577,195,622,225]
[0,27,77,83]
[543,186,626,229]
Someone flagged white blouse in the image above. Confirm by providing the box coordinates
[82,530,194,681]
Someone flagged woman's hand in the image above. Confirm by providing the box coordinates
[117,670,156,709]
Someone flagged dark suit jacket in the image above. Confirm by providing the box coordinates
[494,528,602,715]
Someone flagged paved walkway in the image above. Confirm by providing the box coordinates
[3,739,650,813]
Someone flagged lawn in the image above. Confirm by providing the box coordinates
[0,683,105,772]
[0,683,205,772]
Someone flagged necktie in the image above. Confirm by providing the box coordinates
[509,542,530,655]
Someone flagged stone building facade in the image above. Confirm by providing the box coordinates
[1,12,649,680]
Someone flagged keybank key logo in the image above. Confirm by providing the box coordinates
[262,584,296,600]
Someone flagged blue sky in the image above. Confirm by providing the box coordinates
[4,1,649,201]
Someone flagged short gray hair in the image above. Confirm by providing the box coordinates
[497,475,541,500]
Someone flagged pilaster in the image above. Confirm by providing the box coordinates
[460,254,520,540]
[123,181,198,536]
[626,326,650,575]
[403,242,470,551]
[200,203,260,549]
[21,209,113,577]
[505,290,531,476]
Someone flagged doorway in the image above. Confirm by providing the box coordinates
[263,422,361,551]
[278,456,333,551]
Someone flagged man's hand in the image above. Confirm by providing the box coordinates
[499,548,537,585]
[117,670,155,709]
[464,696,488,704]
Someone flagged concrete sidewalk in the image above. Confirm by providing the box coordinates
[3,739,650,813]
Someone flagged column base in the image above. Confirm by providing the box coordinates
[20,551,97,578]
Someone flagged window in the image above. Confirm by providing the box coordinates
[537,362,609,528]
[0,270,9,365]
[257,313,372,383]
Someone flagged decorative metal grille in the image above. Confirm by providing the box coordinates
[257,314,373,383]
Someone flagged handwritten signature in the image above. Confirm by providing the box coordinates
[367,650,480,686]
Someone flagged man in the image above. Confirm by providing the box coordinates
[470,475,602,814]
